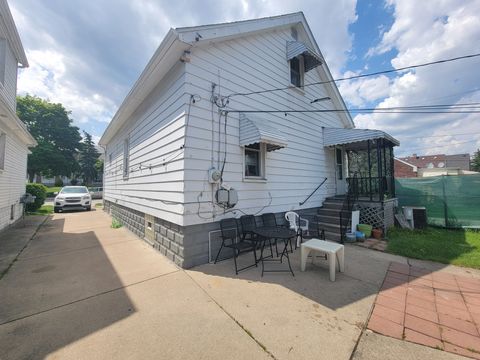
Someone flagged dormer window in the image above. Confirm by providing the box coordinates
[286,41,323,88]
[290,56,304,88]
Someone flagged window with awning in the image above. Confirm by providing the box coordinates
[286,41,323,73]
[239,115,287,152]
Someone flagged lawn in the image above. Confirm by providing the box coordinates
[387,227,480,269]
[46,186,62,197]
[27,205,54,215]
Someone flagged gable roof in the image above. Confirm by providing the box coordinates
[394,158,417,172]
[0,0,28,67]
[100,12,353,145]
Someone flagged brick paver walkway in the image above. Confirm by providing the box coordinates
[355,238,387,251]
[368,262,480,359]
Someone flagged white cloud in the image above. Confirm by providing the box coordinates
[18,49,116,124]
[12,0,358,140]
[339,74,391,106]
[355,0,480,157]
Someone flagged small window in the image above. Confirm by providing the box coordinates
[336,148,343,180]
[123,138,129,178]
[109,153,112,164]
[290,56,304,88]
[0,133,6,170]
[10,204,14,220]
[244,143,265,178]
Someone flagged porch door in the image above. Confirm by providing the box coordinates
[335,147,346,195]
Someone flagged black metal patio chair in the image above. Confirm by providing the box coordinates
[240,215,274,259]
[214,218,257,275]
[261,213,280,256]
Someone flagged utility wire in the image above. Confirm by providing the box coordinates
[400,131,480,139]
[227,53,480,98]
[400,139,478,152]
[224,101,480,114]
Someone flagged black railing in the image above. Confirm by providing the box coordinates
[346,176,393,201]
[299,177,327,206]
[340,173,359,243]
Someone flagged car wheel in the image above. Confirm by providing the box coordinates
[86,206,91,211]
[54,208,60,213]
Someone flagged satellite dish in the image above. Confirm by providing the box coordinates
[438,162,445,168]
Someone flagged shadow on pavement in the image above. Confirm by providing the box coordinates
[0,216,136,360]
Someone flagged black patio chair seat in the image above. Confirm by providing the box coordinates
[214,218,258,275]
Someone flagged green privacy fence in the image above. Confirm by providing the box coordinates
[395,174,480,228]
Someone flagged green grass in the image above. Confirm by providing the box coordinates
[27,205,54,215]
[111,218,123,229]
[46,186,62,197]
[95,202,103,208]
[387,227,480,269]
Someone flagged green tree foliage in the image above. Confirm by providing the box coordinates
[95,158,104,181]
[79,131,100,185]
[25,183,47,212]
[16,95,82,182]
[472,149,480,172]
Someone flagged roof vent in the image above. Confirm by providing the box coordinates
[291,27,298,40]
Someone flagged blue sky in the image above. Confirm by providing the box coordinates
[11,0,480,157]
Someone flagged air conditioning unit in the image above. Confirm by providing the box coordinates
[402,206,427,229]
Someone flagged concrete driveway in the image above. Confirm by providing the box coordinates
[0,210,470,359]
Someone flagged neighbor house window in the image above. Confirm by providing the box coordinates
[290,55,304,88]
[0,133,6,170]
[244,143,265,178]
[123,138,129,178]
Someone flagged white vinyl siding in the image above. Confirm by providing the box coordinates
[0,128,28,230]
[0,39,18,110]
[103,62,187,225]
[182,28,343,225]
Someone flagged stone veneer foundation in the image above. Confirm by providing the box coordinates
[104,200,322,269]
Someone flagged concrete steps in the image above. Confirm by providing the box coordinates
[315,197,350,242]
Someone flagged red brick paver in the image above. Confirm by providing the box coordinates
[367,262,480,359]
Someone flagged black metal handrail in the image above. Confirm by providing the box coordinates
[339,173,359,243]
[299,177,327,206]
[346,176,391,201]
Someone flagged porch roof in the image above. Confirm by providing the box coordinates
[323,127,400,148]
[239,115,288,152]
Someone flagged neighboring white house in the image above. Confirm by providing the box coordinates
[100,13,398,268]
[0,0,36,231]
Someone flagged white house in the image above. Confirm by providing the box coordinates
[100,13,399,268]
[0,0,36,231]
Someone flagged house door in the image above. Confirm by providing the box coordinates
[335,147,346,195]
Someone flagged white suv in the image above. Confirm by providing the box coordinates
[54,186,92,213]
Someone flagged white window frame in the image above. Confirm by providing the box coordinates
[0,132,6,171]
[123,138,129,179]
[243,143,266,181]
[289,55,305,88]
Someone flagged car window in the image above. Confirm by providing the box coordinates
[61,187,88,194]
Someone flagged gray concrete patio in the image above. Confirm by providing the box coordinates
[0,209,473,359]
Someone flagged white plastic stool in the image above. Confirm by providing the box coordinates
[300,239,345,281]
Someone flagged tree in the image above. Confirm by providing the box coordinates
[79,131,100,185]
[95,158,104,182]
[472,149,480,172]
[16,95,82,182]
